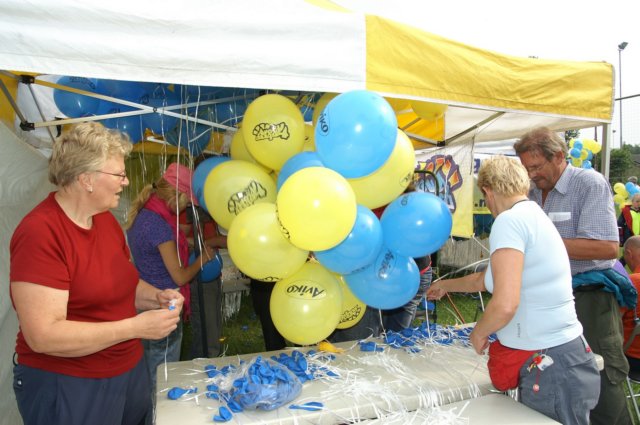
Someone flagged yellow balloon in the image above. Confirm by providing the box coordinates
[411,101,448,120]
[580,149,589,160]
[334,274,366,329]
[276,167,357,251]
[582,138,602,154]
[228,203,308,282]
[348,129,415,209]
[312,92,338,126]
[613,193,627,206]
[242,94,305,171]
[270,262,343,345]
[571,157,582,167]
[384,97,411,113]
[614,182,629,197]
[303,124,316,152]
[203,159,277,229]
[229,129,272,173]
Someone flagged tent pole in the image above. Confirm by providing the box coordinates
[601,123,610,180]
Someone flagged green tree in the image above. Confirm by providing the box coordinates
[564,129,580,142]
[609,147,633,183]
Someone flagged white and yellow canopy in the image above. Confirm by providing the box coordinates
[0,0,614,147]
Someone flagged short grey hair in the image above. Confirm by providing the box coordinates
[49,122,133,187]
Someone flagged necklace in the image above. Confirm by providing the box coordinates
[510,198,529,209]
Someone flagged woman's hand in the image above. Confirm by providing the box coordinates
[135,308,181,340]
[469,328,490,355]
[157,289,184,312]
[426,281,447,300]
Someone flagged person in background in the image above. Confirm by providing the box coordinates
[250,278,286,351]
[126,163,214,388]
[9,122,184,425]
[622,236,640,380]
[184,205,227,359]
[618,193,640,248]
[515,126,634,425]
[427,155,599,425]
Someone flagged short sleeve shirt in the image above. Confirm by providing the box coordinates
[528,165,618,275]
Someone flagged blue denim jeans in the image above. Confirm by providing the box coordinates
[142,321,182,390]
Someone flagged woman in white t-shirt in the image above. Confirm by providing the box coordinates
[427,155,599,425]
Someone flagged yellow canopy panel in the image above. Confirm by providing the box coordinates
[365,15,614,122]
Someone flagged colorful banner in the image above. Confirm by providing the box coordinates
[414,141,474,238]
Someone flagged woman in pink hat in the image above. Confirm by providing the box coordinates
[125,162,215,393]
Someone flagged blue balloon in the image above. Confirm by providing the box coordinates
[276,151,324,191]
[315,90,397,178]
[581,160,592,169]
[165,122,212,156]
[192,156,231,207]
[184,86,235,99]
[53,76,102,118]
[381,192,452,257]
[572,140,583,151]
[140,84,181,135]
[189,252,223,282]
[569,148,581,159]
[344,247,419,309]
[626,182,638,195]
[213,99,248,128]
[96,79,148,142]
[314,205,384,275]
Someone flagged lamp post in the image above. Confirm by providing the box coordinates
[618,41,628,147]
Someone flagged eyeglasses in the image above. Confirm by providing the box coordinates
[96,170,128,181]
[523,161,548,175]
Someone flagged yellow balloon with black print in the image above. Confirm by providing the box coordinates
[242,94,305,171]
[333,273,366,330]
[270,262,343,345]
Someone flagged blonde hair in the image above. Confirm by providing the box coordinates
[477,155,530,197]
[49,122,132,187]
[125,178,189,229]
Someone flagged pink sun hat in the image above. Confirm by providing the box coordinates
[162,163,198,205]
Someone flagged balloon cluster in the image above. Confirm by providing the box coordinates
[52,76,258,155]
[613,181,640,207]
[568,138,601,169]
[189,90,453,346]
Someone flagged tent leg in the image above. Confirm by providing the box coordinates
[0,78,31,130]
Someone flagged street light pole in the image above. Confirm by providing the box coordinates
[618,41,628,147]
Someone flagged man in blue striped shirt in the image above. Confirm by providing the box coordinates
[515,127,631,425]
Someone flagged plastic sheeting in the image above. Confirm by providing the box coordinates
[0,121,55,425]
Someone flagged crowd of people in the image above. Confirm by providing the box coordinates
[8,121,640,425]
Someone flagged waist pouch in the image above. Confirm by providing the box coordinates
[487,340,536,391]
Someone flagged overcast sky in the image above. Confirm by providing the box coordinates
[340,0,639,146]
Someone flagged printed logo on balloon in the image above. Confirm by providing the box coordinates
[227,180,269,216]
[285,281,326,299]
[252,122,290,141]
